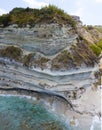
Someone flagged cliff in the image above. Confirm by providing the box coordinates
[0,5,101,94]
[0,6,101,130]
[0,6,102,71]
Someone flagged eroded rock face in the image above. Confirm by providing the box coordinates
[0,24,78,55]
[0,22,101,92]
[88,28,102,43]
[76,24,102,44]
[0,23,99,71]
[0,57,97,99]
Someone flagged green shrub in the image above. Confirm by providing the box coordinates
[9,7,25,14]
[0,14,11,27]
[41,5,65,16]
[91,39,102,57]
[97,39,102,49]
[91,44,101,56]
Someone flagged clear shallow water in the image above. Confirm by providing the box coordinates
[0,95,79,130]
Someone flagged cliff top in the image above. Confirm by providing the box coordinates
[0,5,76,28]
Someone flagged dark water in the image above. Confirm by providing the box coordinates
[0,95,78,130]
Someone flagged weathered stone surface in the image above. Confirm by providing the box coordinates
[0,24,78,55]
[76,24,102,44]
[0,22,101,92]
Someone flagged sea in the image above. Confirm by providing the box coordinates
[0,95,101,130]
[0,95,81,130]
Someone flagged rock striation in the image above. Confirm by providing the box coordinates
[0,6,101,115]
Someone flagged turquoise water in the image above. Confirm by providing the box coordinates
[0,95,78,130]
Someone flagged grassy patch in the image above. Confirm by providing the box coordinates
[23,53,49,69]
[51,50,74,70]
[51,41,97,70]
[97,39,102,49]
[23,53,35,66]
[32,57,49,69]
[91,44,102,56]
[72,41,98,66]
[0,46,23,61]
[94,26,102,33]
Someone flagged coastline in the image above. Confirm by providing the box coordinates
[0,84,101,130]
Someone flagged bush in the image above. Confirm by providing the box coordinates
[9,7,25,14]
[0,14,11,27]
[97,39,102,49]
[41,5,65,16]
[91,44,101,56]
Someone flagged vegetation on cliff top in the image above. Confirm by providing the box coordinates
[0,5,76,27]
[97,39,102,49]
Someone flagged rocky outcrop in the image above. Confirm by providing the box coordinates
[76,24,102,44]
[51,41,97,71]
[0,22,99,71]
[0,57,98,100]
[0,24,77,55]
[0,6,101,99]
